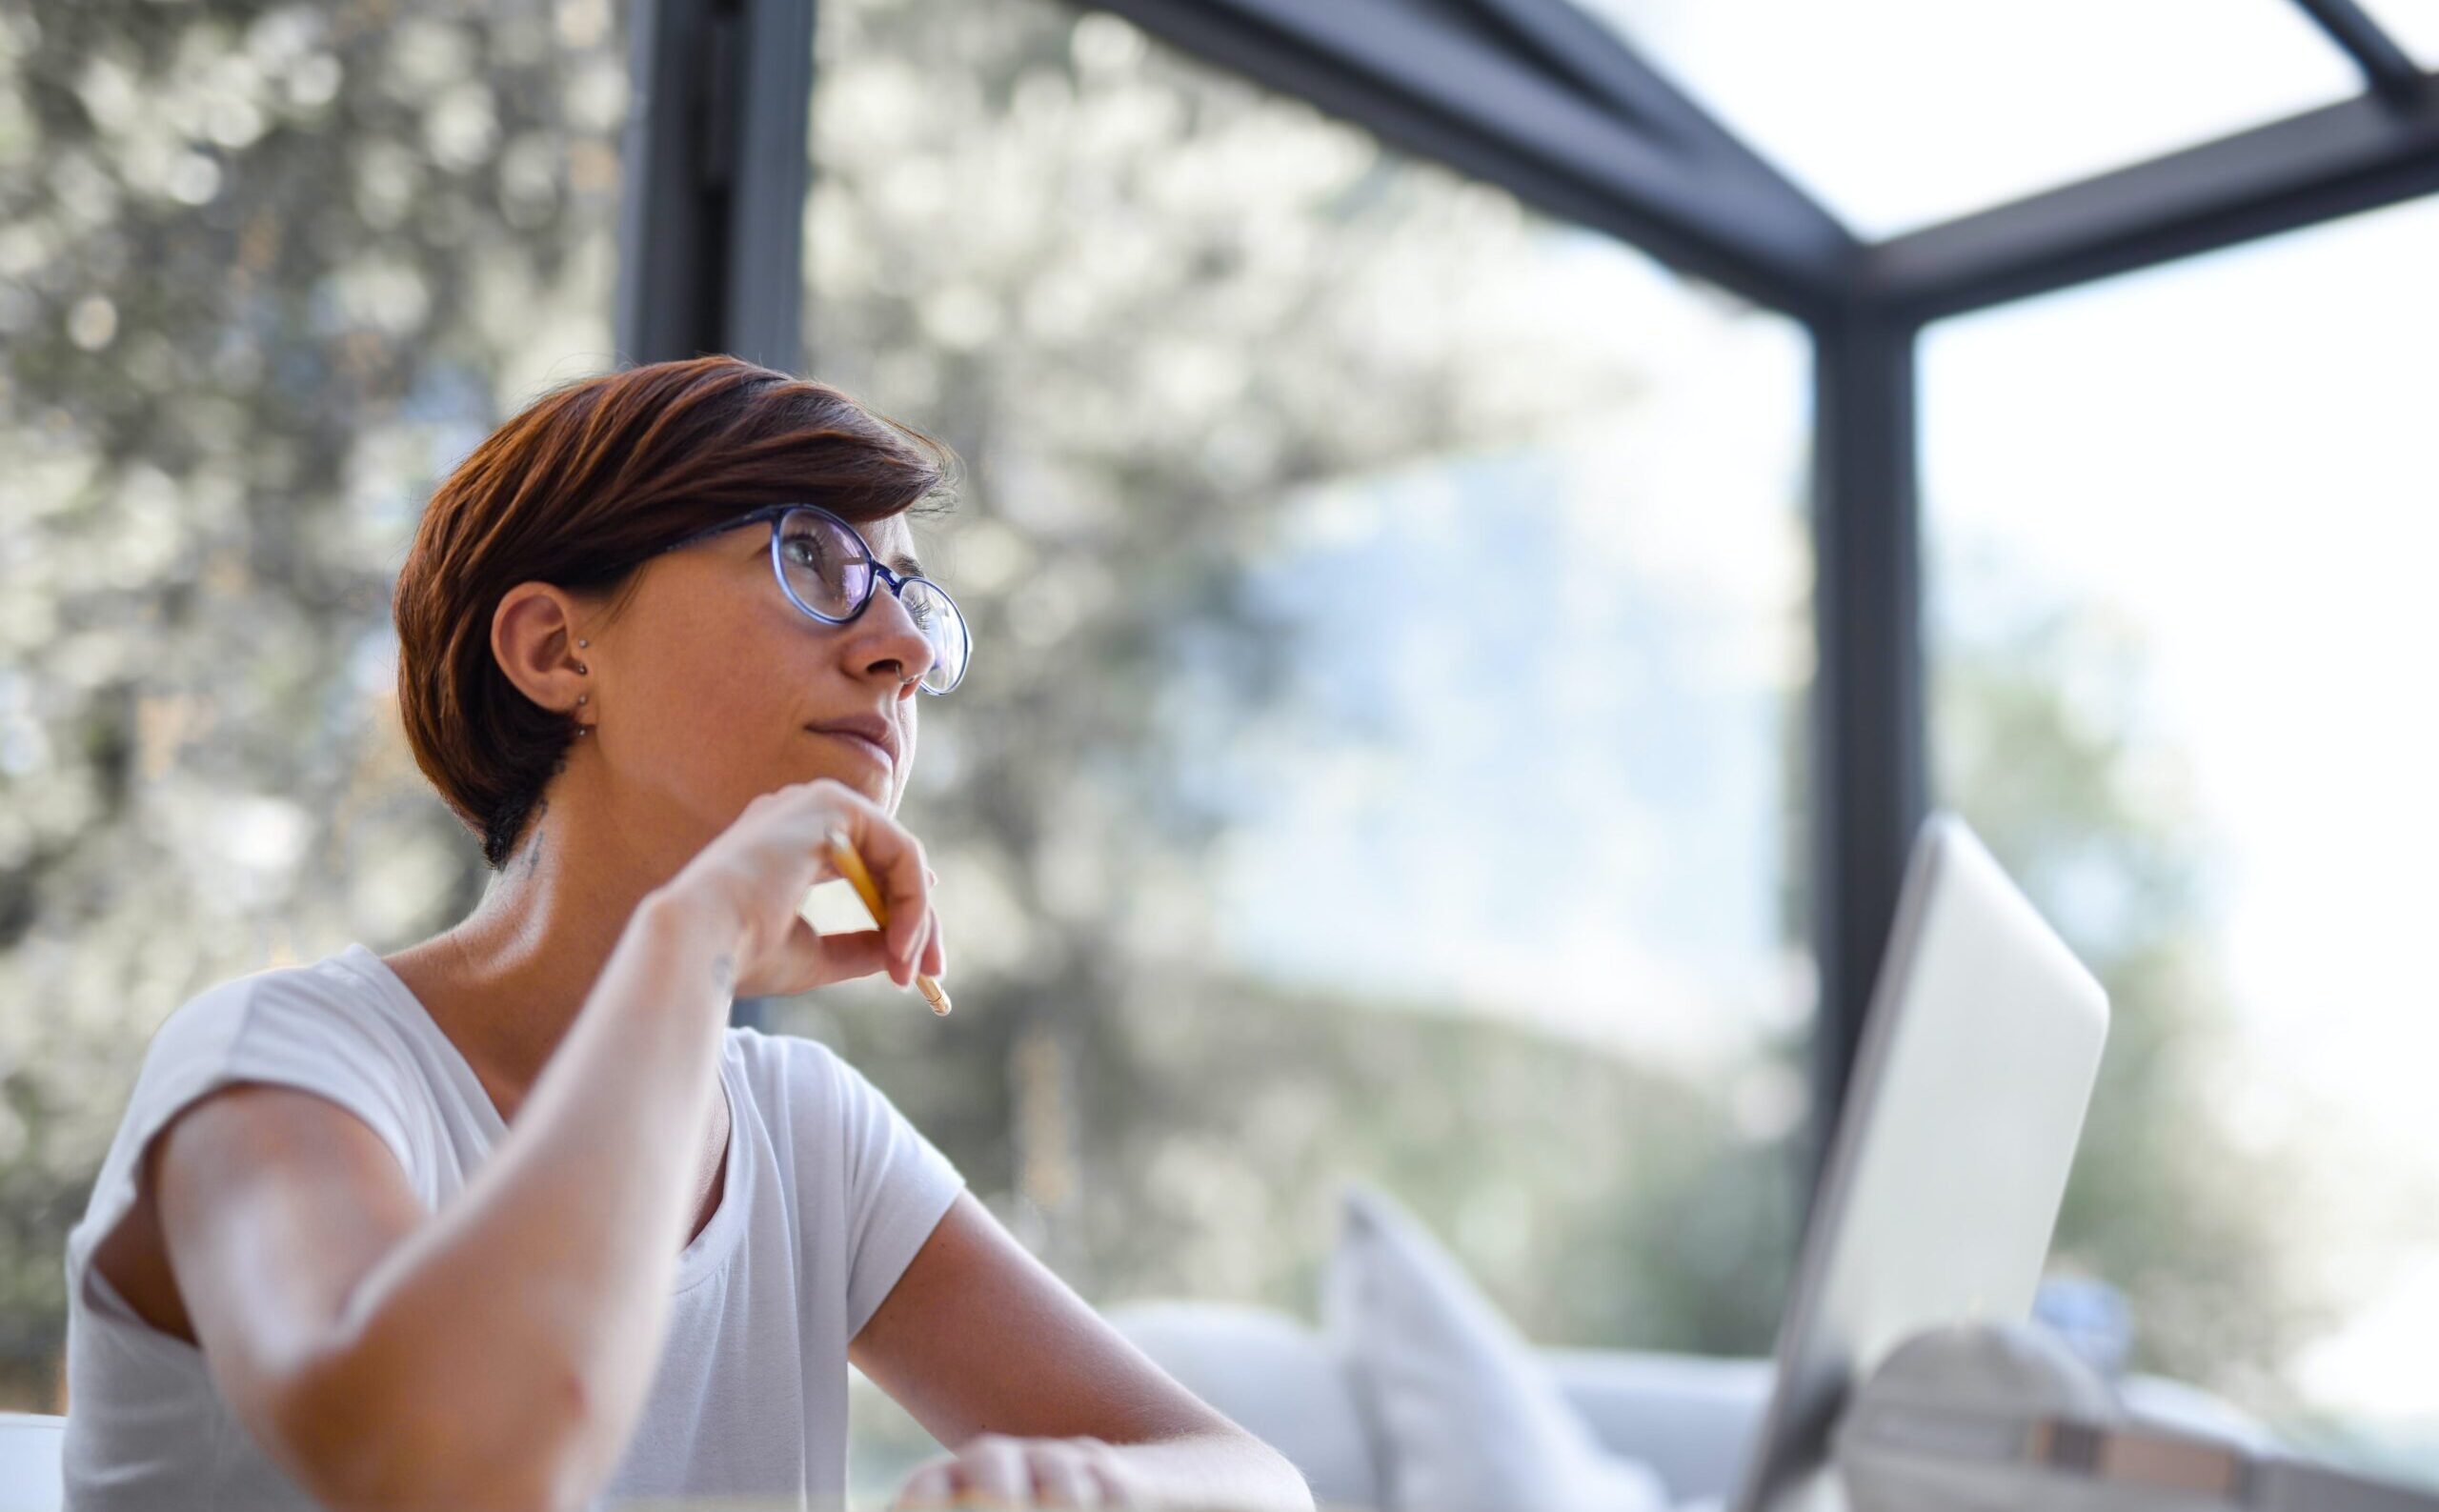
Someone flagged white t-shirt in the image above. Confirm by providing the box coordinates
[59,941,966,1511]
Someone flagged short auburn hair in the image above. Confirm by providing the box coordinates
[393,355,957,869]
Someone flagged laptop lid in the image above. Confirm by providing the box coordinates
[1730,812,2111,1512]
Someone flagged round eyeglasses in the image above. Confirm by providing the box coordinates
[655,504,971,695]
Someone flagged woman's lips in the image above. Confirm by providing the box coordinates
[810,727,895,772]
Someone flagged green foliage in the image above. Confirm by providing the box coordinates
[1932,605,2335,1405]
[0,0,628,1405]
[798,0,1663,1297]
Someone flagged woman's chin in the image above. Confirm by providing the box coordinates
[807,756,891,804]
[799,729,897,801]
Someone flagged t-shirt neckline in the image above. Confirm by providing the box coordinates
[333,941,750,1289]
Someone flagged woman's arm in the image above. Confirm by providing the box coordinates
[852,1191,1316,1512]
[156,887,738,1512]
[156,779,934,1512]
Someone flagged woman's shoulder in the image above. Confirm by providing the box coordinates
[144,944,433,1081]
[112,944,443,1189]
[719,1024,920,1154]
[66,946,440,1305]
[721,1022,957,1180]
[722,1020,850,1105]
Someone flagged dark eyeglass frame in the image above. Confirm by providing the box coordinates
[654,503,971,695]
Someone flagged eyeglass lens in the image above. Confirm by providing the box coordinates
[776,510,969,693]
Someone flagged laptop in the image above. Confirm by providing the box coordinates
[1726,812,2111,1512]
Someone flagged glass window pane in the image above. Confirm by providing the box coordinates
[804,0,1814,1480]
[1574,0,2365,238]
[2356,1,2439,68]
[1925,197,2439,1469]
[0,0,628,1407]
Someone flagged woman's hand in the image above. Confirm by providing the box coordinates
[893,1434,1158,1511]
[652,776,946,1000]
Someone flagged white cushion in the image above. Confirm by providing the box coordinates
[0,1413,64,1512]
[1106,1300,1381,1510]
[1324,1184,1671,1512]
[1541,1348,1773,1504]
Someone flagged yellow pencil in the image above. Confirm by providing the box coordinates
[826,828,952,1016]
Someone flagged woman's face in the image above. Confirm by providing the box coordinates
[578,510,937,851]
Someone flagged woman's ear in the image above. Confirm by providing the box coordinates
[491,581,592,717]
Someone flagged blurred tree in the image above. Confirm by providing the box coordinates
[796,0,1665,1287]
[0,0,2332,1441]
[1933,598,2335,1401]
[0,0,628,1406]
[805,0,2329,1409]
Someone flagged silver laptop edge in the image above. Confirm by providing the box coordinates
[1729,812,2112,1512]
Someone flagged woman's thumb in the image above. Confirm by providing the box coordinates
[790,923,896,994]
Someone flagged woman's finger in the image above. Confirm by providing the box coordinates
[922,906,947,979]
[856,817,930,971]
[961,1435,1032,1505]
[837,827,927,978]
[892,843,931,975]
[795,925,893,993]
[1028,1444,1102,1508]
[899,899,932,987]
[905,904,942,982]
[1072,1441,1135,1509]
[795,790,928,977]
[768,916,829,995]
[895,1460,957,1510]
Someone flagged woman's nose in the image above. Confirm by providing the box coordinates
[856,585,938,688]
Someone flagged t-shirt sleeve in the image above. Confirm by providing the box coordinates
[804,1039,966,1340]
[65,966,425,1320]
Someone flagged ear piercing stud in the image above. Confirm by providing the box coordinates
[573,635,593,731]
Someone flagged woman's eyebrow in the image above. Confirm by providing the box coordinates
[887,551,926,578]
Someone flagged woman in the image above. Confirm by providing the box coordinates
[60,356,1313,1512]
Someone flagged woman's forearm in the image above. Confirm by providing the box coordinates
[290,886,737,1511]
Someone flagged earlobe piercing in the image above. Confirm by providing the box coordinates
[564,640,599,736]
